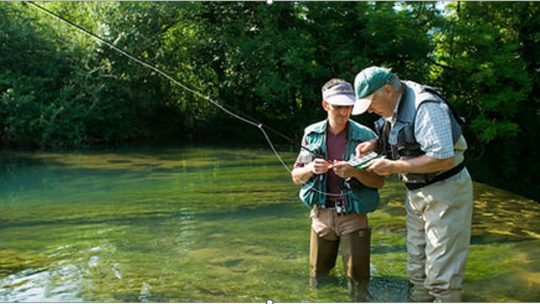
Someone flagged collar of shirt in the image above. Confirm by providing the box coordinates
[390,92,404,126]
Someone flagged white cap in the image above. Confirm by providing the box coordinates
[352,93,374,115]
[322,82,355,106]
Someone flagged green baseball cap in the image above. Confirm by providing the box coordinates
[352,66,393,115]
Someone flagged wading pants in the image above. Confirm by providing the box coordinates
[406,168,473,302]
[309,207,371,301]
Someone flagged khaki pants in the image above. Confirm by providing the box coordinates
[406,168,473,302]
[310,206,368,241]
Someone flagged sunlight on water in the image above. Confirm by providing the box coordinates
[1,146,539,302]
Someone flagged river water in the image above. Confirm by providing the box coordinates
[1,146,539,302]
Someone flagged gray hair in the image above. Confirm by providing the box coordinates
[386,74,401,90]
[374,73,402,97]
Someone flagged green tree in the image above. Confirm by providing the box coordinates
[0,2,67,148]
[432,1,539,199]
[5,1,540,200]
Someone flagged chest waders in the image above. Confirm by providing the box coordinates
[300,120,378,301]
[372,82,472,302]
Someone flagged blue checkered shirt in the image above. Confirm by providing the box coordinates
[414,102,455,159]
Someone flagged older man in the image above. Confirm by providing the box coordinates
[292,78,384,301]
[353,66,473,302]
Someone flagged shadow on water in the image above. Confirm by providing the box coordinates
[1,147,540,302]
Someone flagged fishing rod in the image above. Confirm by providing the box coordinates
[24,1,327,167]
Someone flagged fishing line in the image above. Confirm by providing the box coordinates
[25,1,350,197]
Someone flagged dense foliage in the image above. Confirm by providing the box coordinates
[1,1,539,200]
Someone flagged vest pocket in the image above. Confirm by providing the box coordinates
[347,189,380,214]
[389,121,422,159]
[390,121,416,145]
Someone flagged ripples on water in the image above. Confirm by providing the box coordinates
[0,147,539,302]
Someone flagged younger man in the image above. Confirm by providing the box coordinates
[292,78,384,301]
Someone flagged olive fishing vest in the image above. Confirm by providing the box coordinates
[298,120,380,214]
[375,81,466,184]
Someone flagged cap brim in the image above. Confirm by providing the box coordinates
[352,95,373,115]
[325,94,355,106]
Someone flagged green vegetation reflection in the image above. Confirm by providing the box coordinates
[1,147,539,302]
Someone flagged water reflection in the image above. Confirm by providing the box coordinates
[1,268,81,302]
[0,147,539,302]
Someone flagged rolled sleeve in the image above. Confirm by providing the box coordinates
[414,102,455,159]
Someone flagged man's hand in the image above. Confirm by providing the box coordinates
[310,158,331,175]
[356,139,378,156]
[366,155,454,177]
[329,161,354,178]
[332,160,385,189]
[291,158,331,184]
[366,158,396,176]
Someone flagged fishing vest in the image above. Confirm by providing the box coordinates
[375,81,467,184]
[298,120,380,214]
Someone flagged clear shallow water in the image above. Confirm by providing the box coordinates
[0,146,539,302]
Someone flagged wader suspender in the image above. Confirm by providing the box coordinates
[375,83,467,189]
[420,86,466,126]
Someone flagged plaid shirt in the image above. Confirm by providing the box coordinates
[414,102,455,159]
[390,94,455,160]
